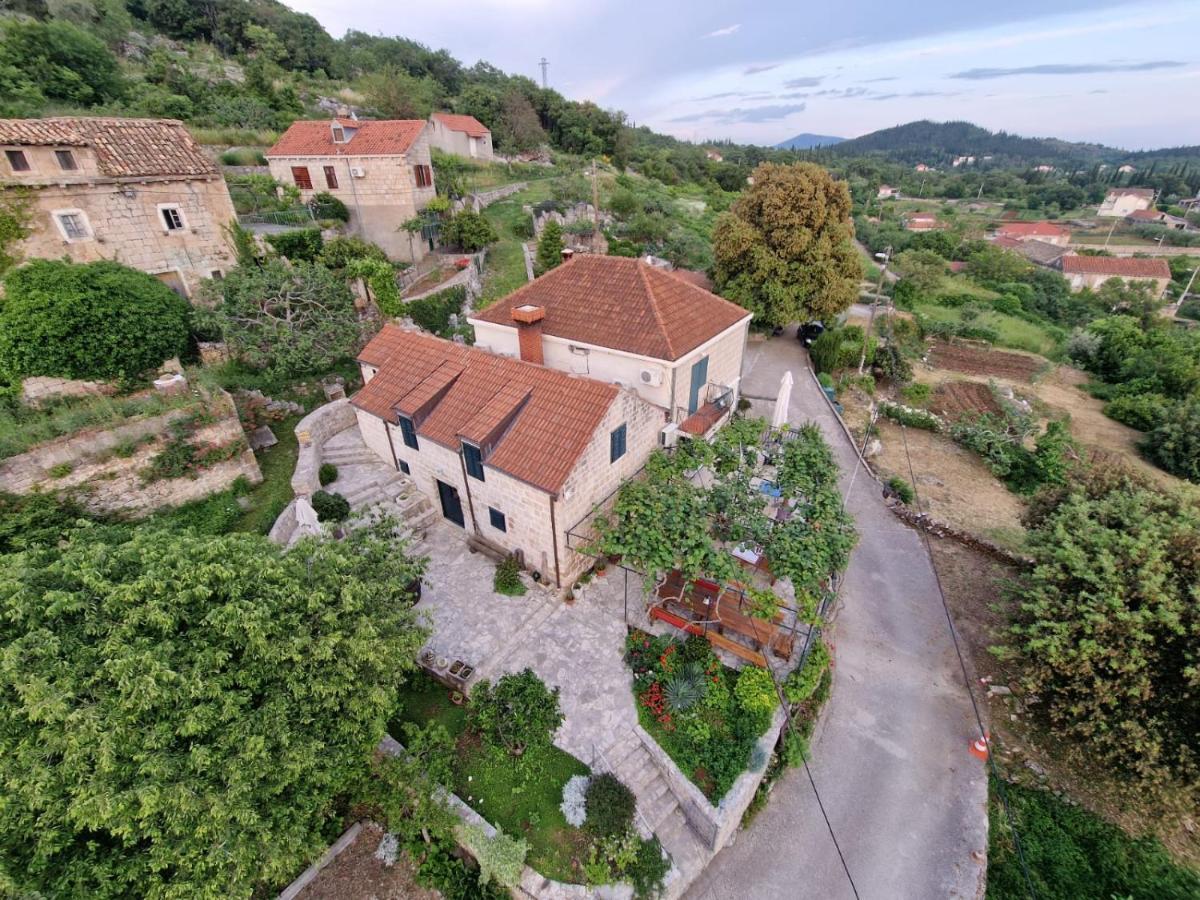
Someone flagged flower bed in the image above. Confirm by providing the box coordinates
[626,630,778,802]
[392,672,668,895]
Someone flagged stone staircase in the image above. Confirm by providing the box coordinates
[597,731,711,894]
[320,443,383,468]
[319,432,437,537]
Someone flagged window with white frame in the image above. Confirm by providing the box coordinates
[53,210,91,241]
[159,205,185,232]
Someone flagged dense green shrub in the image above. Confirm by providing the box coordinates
[987,778,1200,900]
[265,227,324,261]
[583,773,636,838]
[809,326,874,374]
[310,490,350,522]
[783,637,830,704]
[442,210,499,252]
[318,235,389,270]
[1141,396,1200,482]
[0,260,190,382]
[901,382,932,406]
[493,555,526,596]
[536,220,565,273]
[219,148,267,166]
[734,666,779,729]
[886,475,915,504]
[318,462,338,487]
[627,836,670,900]
[308,192,349,222]
[0,19,124,112]
[407,285,466,337]
[470,669,563,756]
[878,401,941,431]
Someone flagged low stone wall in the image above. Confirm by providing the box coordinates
[0,389,261,515]
[291,399,358,498]
[402,251,486,307]
[887,502,1034,567]
[452,181,526,214]
[276,822,362,900]
[635,708,786,853]
[21,375,117,407]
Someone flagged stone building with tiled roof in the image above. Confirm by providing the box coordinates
[266,118,437,262]
[1058,254,1172,297]
[0,117,237,297]
[428,112,494,160]
[469,255,752,437]
[351,325,663,587]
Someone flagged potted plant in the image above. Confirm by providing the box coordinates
[595,557,607,576]
[450,690,465,706]
[420,648,435,666]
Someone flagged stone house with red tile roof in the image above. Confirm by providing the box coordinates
[265,118,437,262]
[993,221,1071,246]
[1097,187,1155,218]
[428,113,494,160]
[1058,255,1172,297]
[0,117,237,297]
[468,255,752,438]
[351,325,663,587]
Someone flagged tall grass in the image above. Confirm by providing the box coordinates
[187,126,279,147]
[0,392,193,461]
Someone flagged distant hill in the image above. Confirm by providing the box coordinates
[775,133,845,150]
[819,120,1115,167]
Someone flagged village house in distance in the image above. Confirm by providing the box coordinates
[266,118,437,262]
[1058,255,1172,297]
[469,254,753,438]
[1097,186,1156,217]
[428,112,494,160]
[0,117,237,297]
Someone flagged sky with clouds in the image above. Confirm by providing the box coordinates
[288,0,1200,149]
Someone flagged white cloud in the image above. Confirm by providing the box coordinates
[705,24,741,38]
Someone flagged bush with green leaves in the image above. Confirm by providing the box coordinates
[196,260,364,379]
[536,220,565,273]
[265,227,324,262]
[886,475,915,504]
[470,668,563,756]
[901,382,932,406]
[0,18,124,113]
[734,666,779,727]
[1141,396,1200,482]
[310,489,350,522]
[407,285,466,337]
[318,462,338,486]
[0,523,428,899]
[583,773,637,838]
[0,259,190,382]
[308,192,350,222]
[493,554,526,596]
[455,823,529,891]
[783,637,830,704]
[318,235,390,270]
[878,400,941,431]
[442,210,499,252]
[809,326,874,374]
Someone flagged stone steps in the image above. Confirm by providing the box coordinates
[321,447,382,466]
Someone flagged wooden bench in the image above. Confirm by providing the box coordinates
[705,630,768,667]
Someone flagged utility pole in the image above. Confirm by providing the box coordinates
[539,57,549,88]
[859,246,891,375]
[1103,217,1117,250]
[1181,265,1199,303]
[591,157,601,251]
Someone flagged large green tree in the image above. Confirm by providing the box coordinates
[0,523,428,899]
[0,259,191,382]
[1011,470,1200,787]
[535,220,564,274]
[197,259,365,378]
[0,18,123,108]
[712,162,860,327]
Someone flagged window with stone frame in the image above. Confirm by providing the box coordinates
[54,150,77,170]
[5,150,29,172]
[55,211,89,240]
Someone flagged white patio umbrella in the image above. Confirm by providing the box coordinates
[772,370,794,428]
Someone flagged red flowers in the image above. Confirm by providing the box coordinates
[639,681,674,730]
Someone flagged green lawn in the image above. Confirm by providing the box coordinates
[477,180,556,309]
[987,778,1200,899]
[391,673,592,883]
[912,301,1063,357]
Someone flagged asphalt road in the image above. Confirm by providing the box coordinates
[685,336,988,900]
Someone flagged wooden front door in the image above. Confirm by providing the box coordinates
[436,479,465,527]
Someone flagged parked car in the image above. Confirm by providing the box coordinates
[797,321,825,347]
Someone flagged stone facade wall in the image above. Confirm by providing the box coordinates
[636,708,785,852]
[0,390,261,515]
[266,128,437,263]
[470,317,751,420]
[354,374,662,588]
[14,175,237,297]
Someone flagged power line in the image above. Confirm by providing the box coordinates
[895,422,1038,900]
[538,57,549,89]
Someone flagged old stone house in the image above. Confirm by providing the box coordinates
[1058,255,1172,297]
[428,113,494,161]
[265,118,437,262]
[1097,187,1155,218]
[0,117,237,297]
[993,221,1071,246]
[469,255,752,439]
[351,325,662,588]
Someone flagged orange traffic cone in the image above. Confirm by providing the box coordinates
[969,731,991,761]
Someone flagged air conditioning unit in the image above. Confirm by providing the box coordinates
[349,166,366,177]
[659,423,680,449]
[638,366,663,387]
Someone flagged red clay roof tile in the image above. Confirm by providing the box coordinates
[1060,255,1170,278]
[470,255,749,361]
[432,112,490,137]
[352,327,618,494]
[0,117,216,178]
[267,119,427,157]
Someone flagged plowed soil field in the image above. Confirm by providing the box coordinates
[929,380,1004,420]
[927,341,1044,382]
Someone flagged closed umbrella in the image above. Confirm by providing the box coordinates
[772,370,794,428]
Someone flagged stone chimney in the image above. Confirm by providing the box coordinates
[561,248,575,262]
[512,304,546,365]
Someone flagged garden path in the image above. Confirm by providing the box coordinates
[686,335,989,900]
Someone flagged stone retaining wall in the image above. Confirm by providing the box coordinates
[0,389,261,515]
[887,503,1034,567]
[291,399,358,498]
[452,182,527,214]
[635,708,786,853]
[21,375,115,407]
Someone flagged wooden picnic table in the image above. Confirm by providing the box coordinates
[654,571,794,660]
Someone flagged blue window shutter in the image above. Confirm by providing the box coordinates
[464,443,485,481]
[398,416,419,450]
[488,507,506,532]
[610,424,627,463]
